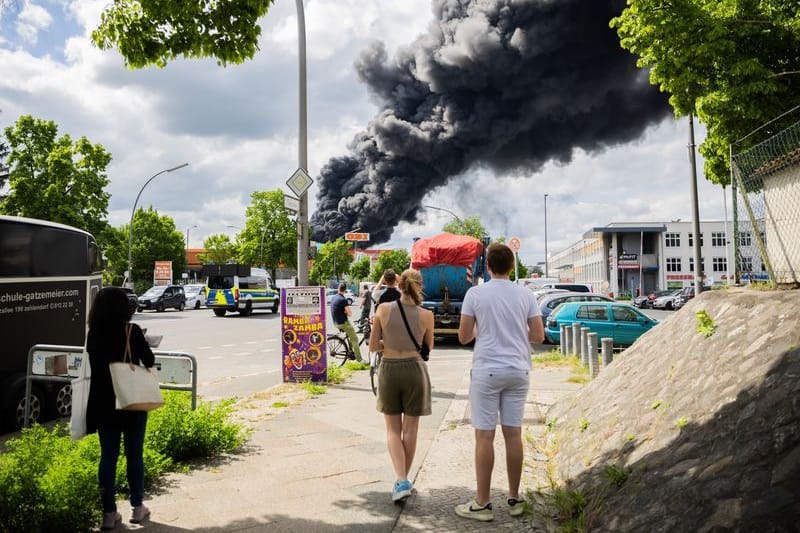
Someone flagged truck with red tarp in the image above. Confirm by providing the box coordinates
[411,233,490,336]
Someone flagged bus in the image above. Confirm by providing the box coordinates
[0,216,103,431]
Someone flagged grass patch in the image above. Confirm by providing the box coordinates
[602,464,630,488]
[566,361,590,384]
[300,381,327,395]
[695,310,717,338]
[578,419,590,432]
[533,348,574,367]
[675,417,688,429]
[271,401,289,408]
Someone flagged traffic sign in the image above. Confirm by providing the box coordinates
[286,168,313,197]
[345,232,370,242]
[508,237,522,253]
[284,194,299,214]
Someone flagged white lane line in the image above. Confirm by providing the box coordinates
[221,343,236,347]
[234,352,252,356]
[261,348,276,353]
[197,346,213,350]
[245,341,258,345]
[208,356,224,360]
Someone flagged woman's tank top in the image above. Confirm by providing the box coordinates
[382,301,424,352]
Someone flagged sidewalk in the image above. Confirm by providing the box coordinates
[133,357,578,532]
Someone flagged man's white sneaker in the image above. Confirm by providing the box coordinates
[130,504,150,523]
[508,497,526,516]
[454,499,493,521]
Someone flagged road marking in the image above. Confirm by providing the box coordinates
[261,348,276,353]
[209,356,224,360]
[221,343,236,347]
[234,352,251,356]
[245,341,258,345]
[197,346,213,350]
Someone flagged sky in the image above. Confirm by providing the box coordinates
[0,0,731,268]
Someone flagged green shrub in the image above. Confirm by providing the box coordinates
[146,391,249,462]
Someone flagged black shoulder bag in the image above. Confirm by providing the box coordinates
[396,301,430,361]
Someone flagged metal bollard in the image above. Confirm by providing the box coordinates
[572,323,581,357]
[601,338,614,366]
[580,327,590,367]
[587,333,598,378]
[560,324,568,355]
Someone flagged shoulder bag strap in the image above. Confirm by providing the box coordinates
[396,300,422,352]
[124,323,133,365]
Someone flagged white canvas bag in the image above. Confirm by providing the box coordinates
[109,324,164,411]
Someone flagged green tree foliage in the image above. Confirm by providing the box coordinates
[237,190,296,278]
[443,215,488,241]
[199,233,237,266]
[0,110,9,194]
[611,1,800,184]
[0,115,111,239]
[92,0,277,68]
[309,238,352,286]
[370,249,411,282]
[349,256,371,281]
[119,207,186,293]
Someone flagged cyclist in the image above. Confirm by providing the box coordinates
[331,282,362,362]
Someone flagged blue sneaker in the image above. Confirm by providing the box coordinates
[392,480,413,502]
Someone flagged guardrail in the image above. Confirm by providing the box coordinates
[24,344,198,427]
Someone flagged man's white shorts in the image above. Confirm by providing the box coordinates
[469,368,530,430]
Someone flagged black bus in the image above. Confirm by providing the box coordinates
[0,215,103,430]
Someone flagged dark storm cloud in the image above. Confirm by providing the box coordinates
[311,0,671,244]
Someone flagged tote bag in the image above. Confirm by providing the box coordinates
[109,324,164,411]
[69,350,90,440]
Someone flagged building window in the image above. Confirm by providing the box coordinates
[738,256,753,272]
[689,257,706,272]
[688,233,704,247]
[711,232,726,247]
[738,232,752,247]
[665,233,680,247]
[712,257,727,272]
[666,257,682,272]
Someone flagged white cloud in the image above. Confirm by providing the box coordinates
[15,1,53,44]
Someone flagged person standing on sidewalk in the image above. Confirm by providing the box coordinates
[331,282,362,361]
[372,269,401,308]
[369,269,434,503]
[455,243,544,521]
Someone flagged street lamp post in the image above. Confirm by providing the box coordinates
[544,194,549,277]
[259,227,268,269]
[126,163,189,289]
[295,0,310,286]
[423,204,462,223]
[185,224,198,248]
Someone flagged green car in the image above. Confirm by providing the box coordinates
[544,301,659,347]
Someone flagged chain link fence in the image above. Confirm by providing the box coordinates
[731,116,800,288]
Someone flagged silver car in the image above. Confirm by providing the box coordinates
[651,289,683,310]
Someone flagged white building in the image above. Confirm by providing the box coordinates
[547,220,767,297]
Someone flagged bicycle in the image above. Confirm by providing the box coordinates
[326,317,371,367]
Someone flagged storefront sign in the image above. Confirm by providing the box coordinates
[281,286,327,383]
[617,252,639,269]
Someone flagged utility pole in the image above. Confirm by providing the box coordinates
[688,115,704,295]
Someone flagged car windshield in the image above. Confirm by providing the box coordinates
[142,286,166,297]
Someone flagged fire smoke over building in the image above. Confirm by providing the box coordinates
[311,0,671,244]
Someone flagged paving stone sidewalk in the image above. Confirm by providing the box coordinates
[393,367,580,532]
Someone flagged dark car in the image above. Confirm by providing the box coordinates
[633,290,674,309]
[109,286,138,313]
[138,285,186,312]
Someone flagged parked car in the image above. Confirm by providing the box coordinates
[673,285,711,309]
[183,284,206,309]
[537,291,615,332]
[138,285,186,312]
[545,301,659,347]
[325,288,354,305]
[633,289,674,309]
[540,283,593,293]
[651,289,683,310]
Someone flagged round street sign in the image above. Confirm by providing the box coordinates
[508,236,521,253]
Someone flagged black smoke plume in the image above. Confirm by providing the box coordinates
[311,0,671,244]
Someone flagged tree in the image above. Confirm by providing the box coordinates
[0,110,9,195]
[102,207,185,293]
[0,115,111,238]
[349,256,371,281]
[443,216,488,241]
[370,250,411,282]
[199,234,237,265]
[236,190,296,279]
[309,238,353,286]
[91,0,277,68]
[611,1,800,184]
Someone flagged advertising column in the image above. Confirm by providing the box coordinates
[281,286,327,383]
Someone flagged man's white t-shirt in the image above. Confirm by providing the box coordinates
[461,279,542,371]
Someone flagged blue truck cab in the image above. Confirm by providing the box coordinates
[203,264,279,317]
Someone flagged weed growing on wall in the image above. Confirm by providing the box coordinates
[695,310,717,338]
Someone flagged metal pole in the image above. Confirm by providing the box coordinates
[514,252,519,282]
[688,115,704,296]
[295,0,309,286]
[259,228,267,269]
[126,163,188,289]
[544,193,549,277]
[638,231,643,297]
[571,323,581,357]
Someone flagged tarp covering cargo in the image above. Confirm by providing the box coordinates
[411,233,484,269]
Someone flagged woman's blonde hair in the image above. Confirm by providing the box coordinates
[398,268,424,305]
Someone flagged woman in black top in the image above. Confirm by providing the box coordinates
[86,287,155,530]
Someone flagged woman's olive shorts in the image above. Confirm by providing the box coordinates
[377,358,432,416]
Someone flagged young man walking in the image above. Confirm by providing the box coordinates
[455,243,544,521]
[330,282,362,362]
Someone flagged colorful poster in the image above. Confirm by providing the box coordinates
[281,286,327,383]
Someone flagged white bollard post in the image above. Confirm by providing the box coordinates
[560,324,568,355]
[587,333,598,378]
[602,338,614,366]
[580,327,590,367]
[572,323,581,357]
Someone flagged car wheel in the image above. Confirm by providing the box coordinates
[213,309,226,317]
[53,383,72,418]
[177,302,185,311]
[2,377,46,431]
[194,300,201,309]
[666,301,673,310]
[239,301,252,316]
[156,303,165,312]
[137,307,144,313]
